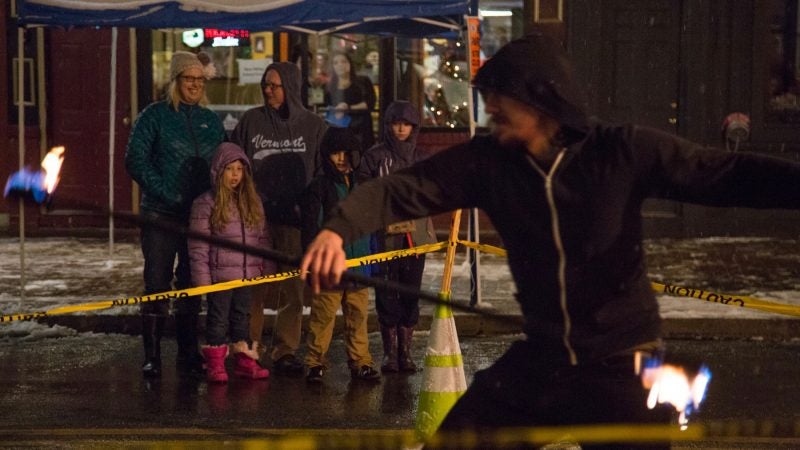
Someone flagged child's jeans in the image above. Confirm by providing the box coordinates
[206,286,252,346]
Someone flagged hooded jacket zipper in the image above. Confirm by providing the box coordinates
[183,105,200,158]
[525,149,578,365]
[240,212,248,278]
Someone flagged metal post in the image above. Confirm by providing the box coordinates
[468,209,481,307]
[17,26,26,306]
[129,28,139,215]
[465,12,482,307]
[108,27,118,256]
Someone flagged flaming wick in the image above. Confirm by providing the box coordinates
[41,146,65,194]
[3,146,65,204]
[639,354,712,430]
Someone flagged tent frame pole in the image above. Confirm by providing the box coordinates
[17,26,26,306]
[108,27,118,256]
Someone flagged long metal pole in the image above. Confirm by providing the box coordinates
[36,28,47,169]
[108,27,118,257]
[18,26,26,306]
[129,28,140,215]
[465,14,482,307]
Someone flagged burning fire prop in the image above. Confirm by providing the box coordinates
[3,146,65,205]
[637,351,712,430]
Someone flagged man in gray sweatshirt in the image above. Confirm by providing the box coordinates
[231,62,327,376]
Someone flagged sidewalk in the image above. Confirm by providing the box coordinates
[1,236,798,339]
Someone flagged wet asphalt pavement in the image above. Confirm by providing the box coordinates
[1,237,799,448]
[1,332,799,448]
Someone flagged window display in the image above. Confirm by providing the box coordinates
[149,2,524,133]
[766,0,800,123]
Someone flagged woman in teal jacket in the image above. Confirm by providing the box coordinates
[125,51,225,378]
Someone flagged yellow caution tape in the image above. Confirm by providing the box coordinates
[456,239,800,318]
[457,239,507,256]
[0,269,300,323]
[652,281,800,318]
[344,241,448,268]
[8,419,800,446]
[4,239,799,322]
[0,242,448,323]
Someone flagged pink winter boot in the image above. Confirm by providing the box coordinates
[231,341,269,379]
[201,345,229,383]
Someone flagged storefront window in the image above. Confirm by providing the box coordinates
[151,30,383,135]
[475,0,524,127]
[766,0,800,123]
[150,4,524,135]
[151,29,272,133]
[395,37,470,129]
[311,34,380,145]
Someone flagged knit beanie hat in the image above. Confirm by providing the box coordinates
[170,51,216,81]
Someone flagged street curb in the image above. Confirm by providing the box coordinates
[37,315,800,340]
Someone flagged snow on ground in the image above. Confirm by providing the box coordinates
[1,236,798,340]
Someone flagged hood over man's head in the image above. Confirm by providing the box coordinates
[261,62,305,118]
[473,32,589,146]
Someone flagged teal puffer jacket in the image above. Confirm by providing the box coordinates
[125,101,225,218]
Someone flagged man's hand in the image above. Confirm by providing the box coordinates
[299,229,346,294]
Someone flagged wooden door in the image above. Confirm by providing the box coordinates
[598,0,683,221]
[599,0,681,130]
[46,28,134,225]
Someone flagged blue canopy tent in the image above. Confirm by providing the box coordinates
[18,0,468,36]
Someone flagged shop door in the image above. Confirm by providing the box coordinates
[598,0,682,222]
[47,28,133,219]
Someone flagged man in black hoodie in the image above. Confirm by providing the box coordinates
[300,33,800,447]
[232,62,327,376]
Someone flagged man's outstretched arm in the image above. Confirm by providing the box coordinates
[300,229,347,294]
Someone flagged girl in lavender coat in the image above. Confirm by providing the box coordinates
[189,142,274,382]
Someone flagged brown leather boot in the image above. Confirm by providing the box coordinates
[397,326,418,372]
[380,325,399,373]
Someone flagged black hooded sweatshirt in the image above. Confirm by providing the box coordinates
[322,33,800,366]
[231,62,327,226]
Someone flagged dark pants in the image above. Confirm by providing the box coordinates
[434,340,673,450]
[139,211,201,317]
[376,235,426,328]
[206,286,252,346]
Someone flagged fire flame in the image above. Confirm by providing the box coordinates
[640,355,711,430]
[3,146,65,204]
[41,146,65,194]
